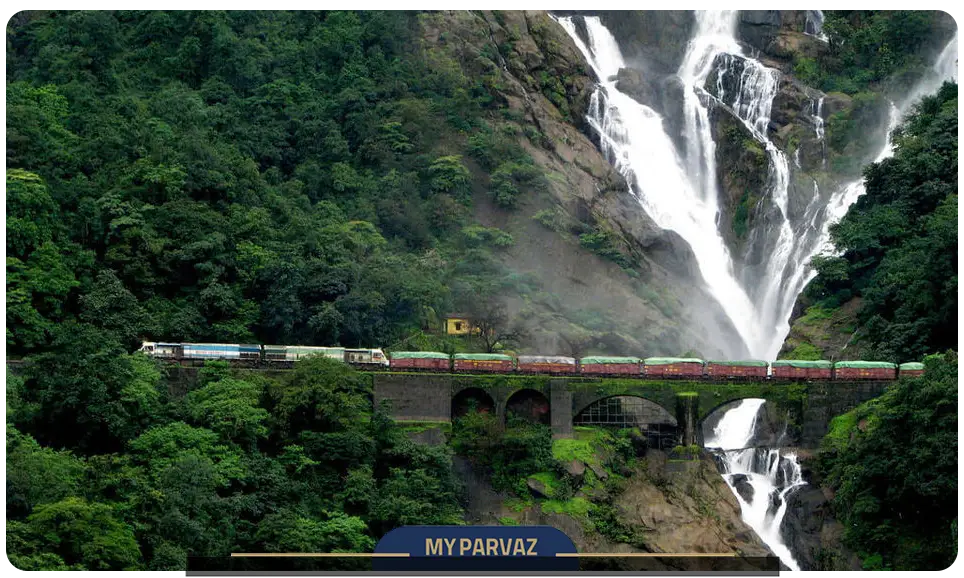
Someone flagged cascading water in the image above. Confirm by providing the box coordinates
[555,15,759,358]
[804,10,828,42]
[552,11,956,569]
[680,12,799,359]
[804,32,958,277]
[705,400,806,570]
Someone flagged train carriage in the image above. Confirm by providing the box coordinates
[345,348,389,366]
[834,360,897,380]
[898,361,925,378]
[705,360,769,379]
[643,357,705,378]
[389,351,451,371]
[579,356,642,376]
[264,345,346,363]
[453,353,514,373]
[182,343,241,360]
[770,359,833,380]
[516,355,576,375]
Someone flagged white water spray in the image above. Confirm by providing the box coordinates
[705,400,806,570]
[804,10,829,42]
[803,32,958,277]
[679,12,798,359]
[556,15,759,357]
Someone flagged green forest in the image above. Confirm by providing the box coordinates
[4,9,959,572]
[805,82,957,361]
[6,10,543,359]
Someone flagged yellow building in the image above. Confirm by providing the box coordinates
[445,314,474,335]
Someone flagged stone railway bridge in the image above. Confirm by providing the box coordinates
[371,373,892,448]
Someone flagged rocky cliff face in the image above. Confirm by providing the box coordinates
[455,449,775,566]
[778,452,863,570]
[419,11,748,358]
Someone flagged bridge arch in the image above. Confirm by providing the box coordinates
[574,395,677,428]
[452,387,495,418]
[505,388,551,425]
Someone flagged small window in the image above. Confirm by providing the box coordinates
[455,322,463,331]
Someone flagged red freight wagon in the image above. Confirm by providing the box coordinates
[389,351,451,371]
[833,361,897,380]
[898,362,925,378]
[453,353,514,373]
[579,356,642,376]
[771,360,833,380]
[643,358,704,378]
[705,361,769,379]
[516,356,576,375]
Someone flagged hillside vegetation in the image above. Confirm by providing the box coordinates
[783,82,957,362]
[6,357,463,569]
[6,11,555,357]
[817,351,957,570]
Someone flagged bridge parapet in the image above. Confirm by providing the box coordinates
[371,373,893,449]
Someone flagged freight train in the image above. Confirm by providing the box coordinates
[137,342,926,380]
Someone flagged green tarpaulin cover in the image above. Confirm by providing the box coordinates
[454,353,513,361]
[771,360,832,368]
[390,351,450,359]
[706,360,769,367]
[899,362,925,370]
[834,361,896,369]
[580,356,642,364]
[644,357,704,365]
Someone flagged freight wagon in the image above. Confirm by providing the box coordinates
[898,362,925,378]
[516,355,576,375]
[643,357,705,378]
[453,353,514,373]
[833,361,897,380]
[770,359,833,380]
[705,360,769,379]
[579,356,642,376]
[389,351,451,371]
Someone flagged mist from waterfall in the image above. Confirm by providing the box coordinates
[554,11,957,360]
[802,31,958,282]
[555,15,758,358]
[705,399,805,570]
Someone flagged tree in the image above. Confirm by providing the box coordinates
[6,426,87,519]
[14,497,142,570]
[17,325,162,453]
[819,351,958,569]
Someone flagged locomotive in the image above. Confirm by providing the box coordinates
[137,341,925,380]
[137,342,389,367]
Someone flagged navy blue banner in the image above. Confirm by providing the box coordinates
[373,525,579,571]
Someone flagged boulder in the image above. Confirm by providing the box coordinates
[527,477,550,499]
[587,461,609,481]
[564,459,586,482]
[729,473,755,503]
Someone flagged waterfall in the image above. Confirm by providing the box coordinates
[705,400,806,571]
[554,12,957,360]
[804,10,828,42]
[681,12,798,359]
[555,15,759,358]
[801,32,958,279]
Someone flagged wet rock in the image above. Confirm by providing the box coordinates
[564,459,586,482]
[596,11,696,75]
[587,461,609,481]
[526,477,550,499]
[730,473,755,503]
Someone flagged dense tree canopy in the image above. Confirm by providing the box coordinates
[6,357,464,570]
[806,82,957,361]
[818,351,958,570]
[6,10,536,357]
